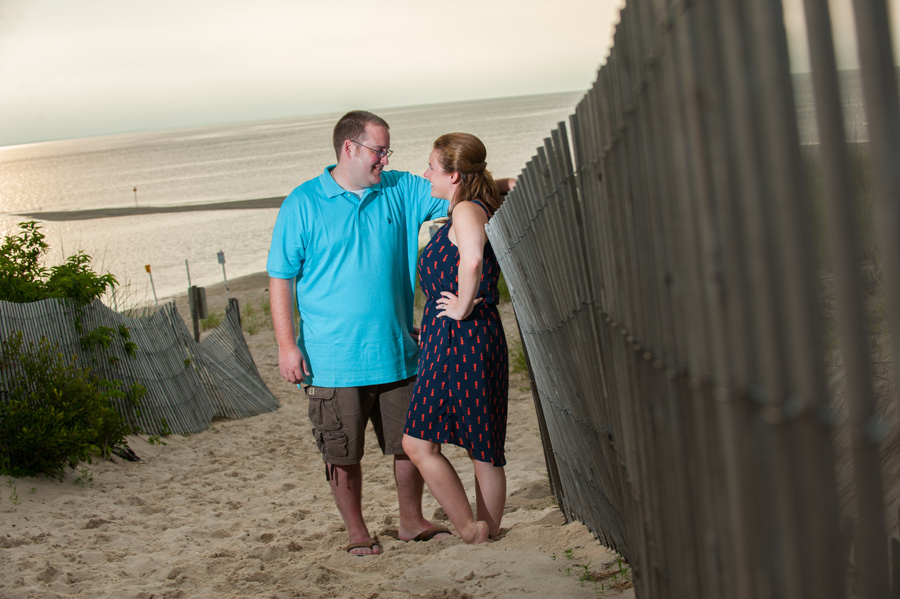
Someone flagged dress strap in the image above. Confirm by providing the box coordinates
[471,200,491,218]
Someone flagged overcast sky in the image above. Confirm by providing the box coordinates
[0,0,885,148]
[0,0,623,146]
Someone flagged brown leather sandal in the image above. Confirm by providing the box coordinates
[412,526,452,541]
[345,539,381,555]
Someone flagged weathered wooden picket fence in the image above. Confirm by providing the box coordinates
[486,1,900,597]
[0,298,278,435]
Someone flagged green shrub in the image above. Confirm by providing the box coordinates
[0,222,147,478]
[0,220,126,358]
[0,221,51,303]
[0,221,117,306]
[2,218,138,328]
[0,332,139,479]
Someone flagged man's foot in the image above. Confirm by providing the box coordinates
[399,523,453,542]
[411,526,452,542]
[345,539,382,556]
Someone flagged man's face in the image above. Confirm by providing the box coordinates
[346,124,390,189]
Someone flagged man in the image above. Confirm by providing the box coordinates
[267,110,453,555]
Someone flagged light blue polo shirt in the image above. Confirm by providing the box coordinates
[267,167,448,387]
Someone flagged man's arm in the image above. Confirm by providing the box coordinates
[269,276,309,384]
[496,177,517,196]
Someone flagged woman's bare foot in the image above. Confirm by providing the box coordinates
[461,520,490,544]
[474,520,491,544]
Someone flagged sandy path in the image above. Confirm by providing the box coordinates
[0,273,634,599]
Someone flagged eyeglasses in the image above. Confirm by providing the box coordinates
[351,140,393,160]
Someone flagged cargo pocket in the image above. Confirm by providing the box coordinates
[320,431,348,458]
[305,386,349,458]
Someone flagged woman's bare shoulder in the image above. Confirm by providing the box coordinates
[453,200,489,220]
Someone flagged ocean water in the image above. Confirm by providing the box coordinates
[0,73,874,306]
[0,92,583,303]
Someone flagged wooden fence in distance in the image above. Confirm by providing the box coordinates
[486,1,900,597]
[0,298,278,435]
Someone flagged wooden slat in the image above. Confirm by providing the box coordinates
[0,297,277,437]
[483,0,894,597]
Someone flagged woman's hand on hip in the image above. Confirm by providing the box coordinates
[436,291,481,321]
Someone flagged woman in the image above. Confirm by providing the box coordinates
[402,133,509,545]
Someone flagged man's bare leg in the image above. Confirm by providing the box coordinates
[329,463,381,555]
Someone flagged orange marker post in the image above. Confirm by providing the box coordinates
[145,264,158,306]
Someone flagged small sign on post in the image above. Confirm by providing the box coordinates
[145,264,158,306]
[217,250,229,293]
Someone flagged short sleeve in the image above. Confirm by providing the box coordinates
[403,172,448,223]
[266,192,306,279]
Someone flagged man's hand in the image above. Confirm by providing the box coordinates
[497,177,517,195]
[410,325,421,344]
[279,344,310,384]
[270,277,308,384]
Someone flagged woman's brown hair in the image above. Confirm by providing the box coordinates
[433,133,502,216]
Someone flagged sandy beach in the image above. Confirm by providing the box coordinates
[0,272,634,599]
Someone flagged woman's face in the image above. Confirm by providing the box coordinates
[424,149,455,201]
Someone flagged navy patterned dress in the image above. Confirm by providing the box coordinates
[405,201,509,466]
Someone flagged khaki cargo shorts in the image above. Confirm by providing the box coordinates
[304,376,415,466]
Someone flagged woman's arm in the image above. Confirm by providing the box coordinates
[437,201,488,320]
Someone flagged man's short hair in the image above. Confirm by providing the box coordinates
[332,111,390,161]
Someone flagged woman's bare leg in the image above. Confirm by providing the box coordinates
[472,458,506,538]
[402,434,489,544]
